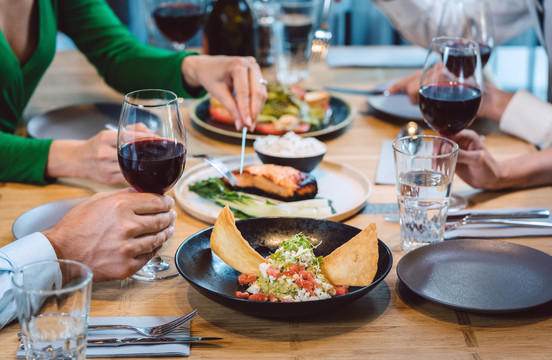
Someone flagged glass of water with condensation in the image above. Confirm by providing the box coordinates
[13,259,92,360]
[393,135,458,252]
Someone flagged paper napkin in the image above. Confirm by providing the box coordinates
[16,316,191,359]
[326,46,427,68]
[445,208,552,240]
[375,140,396,185]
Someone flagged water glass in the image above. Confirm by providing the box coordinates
[13,260,93,360]
[274,0,320,84]
[393,135,459,252]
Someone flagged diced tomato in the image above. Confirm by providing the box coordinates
[334,286,349,296]
[290,84,307,99]
[235,291,250,299]
[255,122,310,135]
[269,294,279,302]
[238,273,257,285]
[299,270,309,280]
[249,293,268,301]
[295,276,304,287]
[266,267,281,278]
[283,264,304,277]
[209,106,234,124]
[281,297,294,303]
[302,280,313,292]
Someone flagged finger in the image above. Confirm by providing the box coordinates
[246,57,267,129]
[213,88,243,130]
[128,193,175,215]
[132,209,177,237]
[127,223,175,257]
[232,58,254,130]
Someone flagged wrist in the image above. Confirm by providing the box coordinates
[46,140,82,179]
[181,55,203,88]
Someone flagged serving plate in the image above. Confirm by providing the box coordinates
[175,217,392,318]
[26,103,121,140]
[190,95,354,142]
[175,154,372,224]
[12,197,86,239]
[367,81,422,122]
[397,239,552,313]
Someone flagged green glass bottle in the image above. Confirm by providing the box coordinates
[202,0,257,57]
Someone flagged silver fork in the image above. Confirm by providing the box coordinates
[310,0,332,63]
[88,309,197,337]
[189,154,238,186]
[446,218,552,232]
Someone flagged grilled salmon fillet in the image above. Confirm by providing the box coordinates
[224,164,318,201]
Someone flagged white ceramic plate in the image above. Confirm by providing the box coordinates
[175,154,372,224]
[367,81,423,122]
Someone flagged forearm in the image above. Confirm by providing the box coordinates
[497,148,552,189]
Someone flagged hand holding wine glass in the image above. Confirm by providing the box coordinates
[149,0,206,51]
[118,89,187,280]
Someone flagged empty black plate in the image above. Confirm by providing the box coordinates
[175,217,392,318]
[397,240,552,313]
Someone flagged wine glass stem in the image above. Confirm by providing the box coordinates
[145,256,170,272]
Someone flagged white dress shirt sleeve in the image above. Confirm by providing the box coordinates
[500,89,552,149]
[373,0,535,47]
[0,232,57,329]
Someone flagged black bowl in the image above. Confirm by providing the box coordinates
[174,217,392,318]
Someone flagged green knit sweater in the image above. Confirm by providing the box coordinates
[0,0,203,184]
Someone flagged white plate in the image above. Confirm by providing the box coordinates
[175,154,372,224]
[367,81,423,122]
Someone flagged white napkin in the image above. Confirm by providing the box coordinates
[445,208,552,240]
[16,316,191,358]
[375,140,396,185]
[326,46,427,68]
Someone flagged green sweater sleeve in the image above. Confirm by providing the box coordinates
[58,0,206,98]
[0,132,53,184]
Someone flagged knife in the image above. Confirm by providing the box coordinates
[446,208,550,222]
[87,336,223,347]
[323,86,405,96]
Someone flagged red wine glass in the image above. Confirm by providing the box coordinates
[419,37,483,211]
[437,0,494,67]
[149,0,206,51]
[118,89,187,281]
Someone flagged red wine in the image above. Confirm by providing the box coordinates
[118,139,186,194]
[153,3,205,44]
[419,83,482,136]
[443,48,477,78]
[479,43,492,67]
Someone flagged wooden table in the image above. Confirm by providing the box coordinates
[2,49,552,359]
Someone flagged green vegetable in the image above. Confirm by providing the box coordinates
[270,233,324,270]
[188,178,334,219]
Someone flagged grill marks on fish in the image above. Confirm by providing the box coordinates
[225,164,318,201]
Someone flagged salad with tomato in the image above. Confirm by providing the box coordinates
[235,233,348,302]
[209,84,331,135]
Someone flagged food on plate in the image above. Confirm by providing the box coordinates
[253,131,327,158]
[321,223,379,287]
[209,84,331,135]
[224,164,317,201]
[210,206,380,302]
[189,177,333,219]
[211,206,265,274]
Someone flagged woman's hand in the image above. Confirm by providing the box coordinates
[47,129,124,184]
[181,55,268,131]
[42,189,177,281]
[386,69,423,104]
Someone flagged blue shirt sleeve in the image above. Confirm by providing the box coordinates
[0,232,57,329]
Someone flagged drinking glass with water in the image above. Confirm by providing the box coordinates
[12,259,92,360]
[393,135,459,252]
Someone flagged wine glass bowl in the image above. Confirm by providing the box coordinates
[118,89,187,280]
[149,0,206,51]
[436,0,494,67]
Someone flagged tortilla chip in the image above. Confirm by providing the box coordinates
[210,206,265,274]
[321,223,379,286]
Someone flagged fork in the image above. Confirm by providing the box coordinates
[88,309,197,337]
[445,218,552,232]
[188,154,238,186]
[310,0,332,63]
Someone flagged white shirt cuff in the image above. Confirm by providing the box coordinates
[500,90,552,149]
[0,232,57,271]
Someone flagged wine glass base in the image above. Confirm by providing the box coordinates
[448,193,468,213]
[132,255,180,281]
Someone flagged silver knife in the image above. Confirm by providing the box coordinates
[87,336,223,347]
[446,208,550,222]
